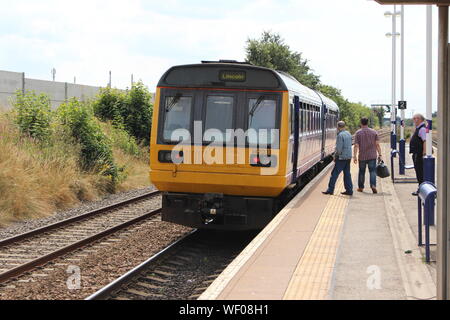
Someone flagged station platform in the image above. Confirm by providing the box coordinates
[199,144,437,300]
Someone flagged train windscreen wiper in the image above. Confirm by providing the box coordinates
[249,96,265,126]
[165,93,182,113]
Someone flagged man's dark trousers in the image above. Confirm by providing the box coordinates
[412,153,424,184]
[327,160,353,194]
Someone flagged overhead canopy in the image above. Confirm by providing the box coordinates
[375,0,450,4]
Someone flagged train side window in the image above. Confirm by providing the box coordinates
[290,103,294,135]
[163,96,192,142]
[300,103,305,134]
[305,106,309,134]
[314,110,317,133]
[308,105,312,134]
[204,96,234,143]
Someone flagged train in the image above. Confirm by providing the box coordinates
[150,61,339,230]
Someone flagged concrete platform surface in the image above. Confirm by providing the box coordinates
[199,144,437,301]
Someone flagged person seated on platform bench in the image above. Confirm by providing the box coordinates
[323,121,353,196]
[411,114,427,197]
[353,118,382,194]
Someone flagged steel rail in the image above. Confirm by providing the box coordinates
[85,230,198,300]
[0,207,162,284]
[0,190,161,248]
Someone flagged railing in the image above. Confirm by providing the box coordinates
[418,182,437,263]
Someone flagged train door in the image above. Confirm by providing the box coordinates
[291,96,300,184]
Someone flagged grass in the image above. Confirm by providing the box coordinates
[0,113,150,227]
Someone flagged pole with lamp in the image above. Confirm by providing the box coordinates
[399,5,407,175]
[424,5,436,225]
[385,6,401,152]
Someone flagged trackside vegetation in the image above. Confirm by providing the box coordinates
[93,81,153,145]
[0,86,153,226]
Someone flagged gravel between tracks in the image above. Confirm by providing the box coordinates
[0,186,156,240]
[0,220,192,300]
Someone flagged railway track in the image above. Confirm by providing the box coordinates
[87,229,256,300]
[0,190,161,285]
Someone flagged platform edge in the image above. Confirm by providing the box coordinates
[198,163,334,300]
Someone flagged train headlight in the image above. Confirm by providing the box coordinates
[250,154,277,168]
[158,150,184,164]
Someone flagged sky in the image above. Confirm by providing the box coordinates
[0,0,441,115]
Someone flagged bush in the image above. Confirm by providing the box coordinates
[92,87,126,124]
[123,82,153,144]
[12,91,52,141]
[57,98,122,184]
[100,121,140,157]
[93,82,153,144]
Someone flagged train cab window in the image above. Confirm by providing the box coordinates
[204,96,234,143]
[163,96,192,142]
[248,98,277,145]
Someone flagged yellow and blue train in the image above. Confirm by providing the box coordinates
[150,61,339,230]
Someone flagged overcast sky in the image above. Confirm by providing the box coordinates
[0,0,441,115]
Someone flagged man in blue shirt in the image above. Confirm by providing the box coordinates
[323,121,354,196]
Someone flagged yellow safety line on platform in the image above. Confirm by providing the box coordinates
[198,163,334,300]
[283,163,355,300]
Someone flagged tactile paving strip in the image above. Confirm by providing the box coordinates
[283,163,356,300]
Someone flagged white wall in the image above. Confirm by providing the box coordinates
[0,69,103,109]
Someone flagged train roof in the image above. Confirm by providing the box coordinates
[157,62,339,112]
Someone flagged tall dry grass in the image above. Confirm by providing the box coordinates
[0,114,150,226]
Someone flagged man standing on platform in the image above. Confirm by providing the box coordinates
[410,114,427,196]
[323,121,353,196]
[353,118,382,194]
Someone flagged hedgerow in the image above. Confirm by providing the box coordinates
[93,82,153,144]
[57,98,122,185]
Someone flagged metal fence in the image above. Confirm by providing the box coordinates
[0,70,102,109]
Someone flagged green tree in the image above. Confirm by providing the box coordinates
[373,107,386,129]
[245,31,320,88]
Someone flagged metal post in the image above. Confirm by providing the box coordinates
[418,196,423,247]
[131,74,134,87]
[424,5,436,226]
[108,71,112,88]
[399,5,406,175]
[437,5,449,301]
[391,5,398,151]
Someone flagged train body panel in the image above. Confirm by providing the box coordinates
[150,62,339,230]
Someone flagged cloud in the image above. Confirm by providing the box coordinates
[0,0,438,113]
